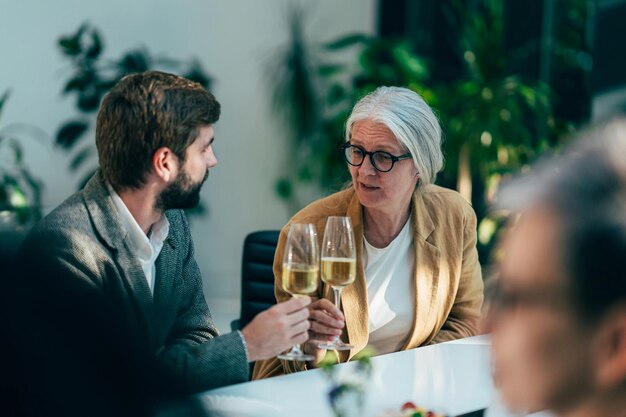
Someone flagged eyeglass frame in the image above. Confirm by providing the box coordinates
[340,142,412,173]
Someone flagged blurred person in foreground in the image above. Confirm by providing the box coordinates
[488,118,626,416]
[2,256,209,417]
[254,86,484,379]
[16,71,312,395]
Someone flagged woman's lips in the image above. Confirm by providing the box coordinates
[359,183,380,191]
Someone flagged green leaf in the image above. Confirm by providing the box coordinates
[63,73,93,94]
[478,217,498,245]
[0,89,10,118]
[69,146,95,172]
[77,92,100,112]
[18,167,43,216]
[96,79,117,92]
[9,186,28,208]
[118,49,150,74]
[58,37,82,56]
[9,139,23,164]
[323,33,370,50]
[317,64,344,77]
[85,29,103,59]
[392,46,428,79]
[318,349,340,369]
[184,61,213,89]
[275,178,293,200]
[0,184,9,208]
[353,345,376,360]
[58,23,87,56]
[56,120,89,149]
[297,166,313,182]
[326,83,346,106]
[459,81,480,96]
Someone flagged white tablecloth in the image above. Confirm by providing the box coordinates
[199,335,553,417]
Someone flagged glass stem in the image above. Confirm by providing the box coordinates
[333,287,342,310]
[333,287,343,343]
[291,344,303,355]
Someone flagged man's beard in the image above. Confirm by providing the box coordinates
[156,169,209,210]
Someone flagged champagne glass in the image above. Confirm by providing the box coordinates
[318,216,356,350]
[277,223,319,362]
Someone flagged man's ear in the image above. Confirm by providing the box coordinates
[592,305,626,390]
[152,147,179,183]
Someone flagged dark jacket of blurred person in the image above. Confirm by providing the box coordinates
[488,118,626,417]
[1,250,208,417]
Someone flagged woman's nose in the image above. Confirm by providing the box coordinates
[358,155,377,175]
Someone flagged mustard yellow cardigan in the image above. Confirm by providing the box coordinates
[252,184,484,379]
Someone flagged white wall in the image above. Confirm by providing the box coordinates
[1,0,376,330]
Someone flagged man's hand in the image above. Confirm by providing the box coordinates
[241,296,312,362]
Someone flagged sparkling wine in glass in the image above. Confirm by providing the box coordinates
[277,223,319,362]
[318,216,356,350]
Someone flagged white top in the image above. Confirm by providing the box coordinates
[364,215,415,355]
[107,183,170,294]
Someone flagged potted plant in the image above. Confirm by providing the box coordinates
[0,90,43,231]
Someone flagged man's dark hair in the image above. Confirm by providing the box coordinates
[96,70,220,190]
[499,119,626,322]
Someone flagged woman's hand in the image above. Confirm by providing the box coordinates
[302,298,345,364]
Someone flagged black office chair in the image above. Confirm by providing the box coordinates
[232,230,280,331]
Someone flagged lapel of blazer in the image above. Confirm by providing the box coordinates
[341,188,441,360]
[152,214,180,342]
[341,192,369,361]
[153,237,177,308]
[83,171,155,324]
[402,188,441,349]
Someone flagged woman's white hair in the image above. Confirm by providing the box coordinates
[345,86,444,188]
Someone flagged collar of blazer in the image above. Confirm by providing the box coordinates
[82,170,177,251]
[81,171,166,310]
[81,172,190,342]
[339,187,441,361]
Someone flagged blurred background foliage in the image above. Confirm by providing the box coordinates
[0,0,601,251]
[271,0,592,262]
[0,91,43,227]
[0,22,217,227]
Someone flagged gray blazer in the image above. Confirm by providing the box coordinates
[19,171,249,393]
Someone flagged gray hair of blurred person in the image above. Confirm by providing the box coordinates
[496,118,626,322]
[345,86,444,188]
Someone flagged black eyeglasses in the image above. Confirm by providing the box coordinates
[340,142,412,173]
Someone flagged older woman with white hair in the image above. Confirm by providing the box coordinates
[253,86,484,379]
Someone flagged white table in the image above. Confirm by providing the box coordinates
[199,335,552,417]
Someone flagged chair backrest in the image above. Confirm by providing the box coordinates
[237,230,280,330]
